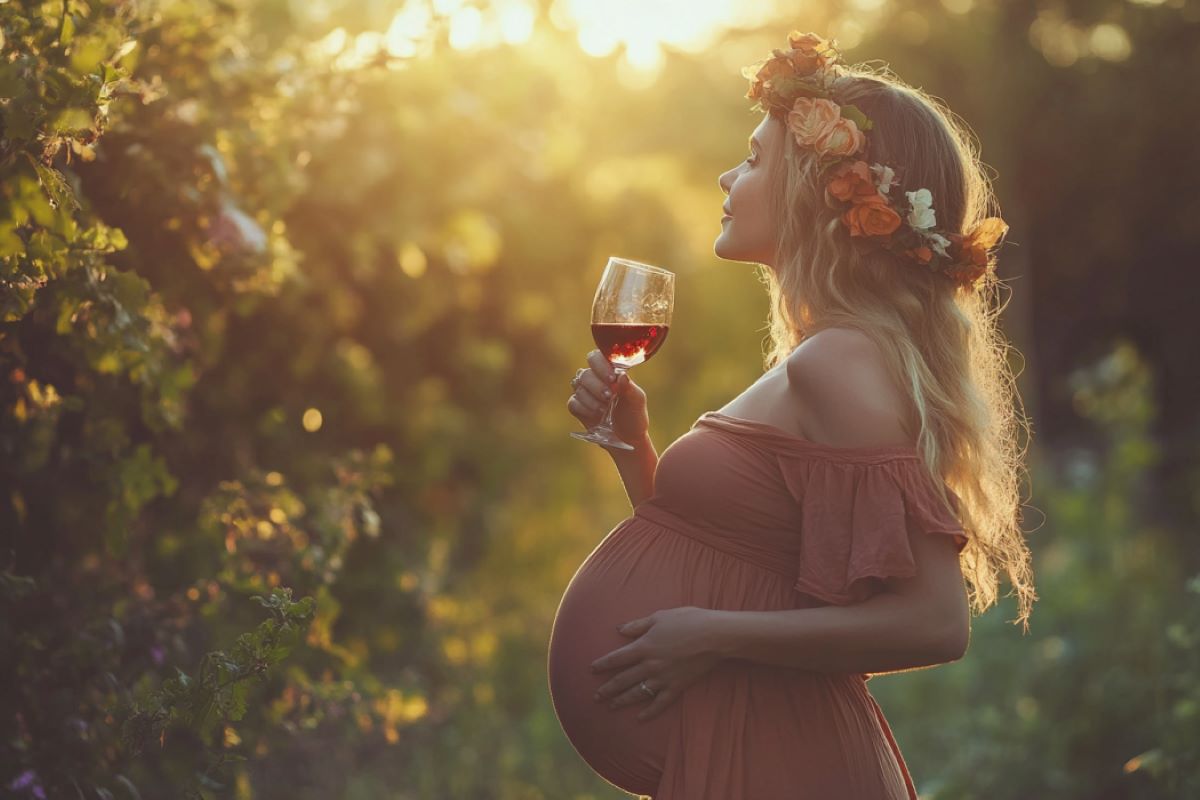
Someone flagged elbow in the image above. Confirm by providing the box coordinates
[934,615,970,663]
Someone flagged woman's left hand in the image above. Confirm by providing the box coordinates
[590,606,725,722]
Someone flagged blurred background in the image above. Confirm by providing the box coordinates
[2,0,1199,797]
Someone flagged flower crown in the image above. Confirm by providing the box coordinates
[741,31,1008,292]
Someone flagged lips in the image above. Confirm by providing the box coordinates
[722,206,733,217]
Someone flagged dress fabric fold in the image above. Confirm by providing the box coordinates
[547,411,966,799]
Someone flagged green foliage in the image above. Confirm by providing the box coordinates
[873,339,1199,799]
[124,588,315,755]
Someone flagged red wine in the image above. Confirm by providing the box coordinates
[591,323,669,369]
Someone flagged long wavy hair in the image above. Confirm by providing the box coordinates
[757,64,1037,630]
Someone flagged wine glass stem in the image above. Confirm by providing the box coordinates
[601,366,627,431]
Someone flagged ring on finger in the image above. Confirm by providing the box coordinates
[612,681,656,709]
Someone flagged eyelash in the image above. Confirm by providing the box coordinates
[745,154,757,166]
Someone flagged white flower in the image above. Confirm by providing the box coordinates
[905,188,936,230]
[870,163,896,195]
[925,231,952,258]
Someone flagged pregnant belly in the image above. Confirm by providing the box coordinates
[548,514,918,799]
[546,517,689,795]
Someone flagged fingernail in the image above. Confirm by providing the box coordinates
[603,389,612,399]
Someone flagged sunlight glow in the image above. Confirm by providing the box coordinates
[385,3,433,57]
[498,3,536,44]
[313,0,772,75]
[1029,8,1132,67]
[448,6,484,49]
[555,0,779,75]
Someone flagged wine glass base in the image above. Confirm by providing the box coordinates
[569,428,636,451]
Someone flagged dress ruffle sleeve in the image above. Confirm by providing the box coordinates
[776,452,968,606]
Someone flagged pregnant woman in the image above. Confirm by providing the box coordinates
[547,32,1037,799]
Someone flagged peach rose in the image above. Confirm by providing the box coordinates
[842,195,902,237]
[813,116,866,158]
[827,160,877,203]
[787,97,842,149]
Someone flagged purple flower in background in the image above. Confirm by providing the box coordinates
[9,771,45,797]
[150,644,166,665]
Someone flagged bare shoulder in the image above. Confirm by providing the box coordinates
[783,327,913,448]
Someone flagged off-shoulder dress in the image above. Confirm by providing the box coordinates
[546,411,968,799]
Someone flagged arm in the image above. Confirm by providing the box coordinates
[609,433,658,509]
[707,327,969,674]
[708,524,970,674]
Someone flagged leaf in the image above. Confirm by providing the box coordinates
[839,103,874,132]
[60,13,76,47]
[31,159,81,213]
[49,107,95,134]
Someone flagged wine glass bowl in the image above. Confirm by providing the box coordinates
[571,257,675,451]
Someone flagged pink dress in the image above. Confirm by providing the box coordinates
[546,411,968,799]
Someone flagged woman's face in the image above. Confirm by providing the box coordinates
[715,113,782,268]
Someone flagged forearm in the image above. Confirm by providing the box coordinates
[609,432,658,509]
[709,590,963,675]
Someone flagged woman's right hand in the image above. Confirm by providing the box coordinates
[567,349,649,445]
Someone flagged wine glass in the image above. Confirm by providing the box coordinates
[570,257,674,451]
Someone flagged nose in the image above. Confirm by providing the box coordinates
[718,167,733,195]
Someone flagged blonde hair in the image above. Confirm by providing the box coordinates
[758,64,1037,631]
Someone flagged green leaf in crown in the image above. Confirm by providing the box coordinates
[838,104,874,132]
[771,76,830,101]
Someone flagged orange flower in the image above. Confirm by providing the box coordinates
[827,160,877,203]
[945,262,987,287]
[786,31,835,75]
[788,31,829,50]
[813,116,866,158]
[745,57,794,101]
[906,245,934,264]
[961,217,1009,266]
[842,195,901,237]
[944,218,1007,286]
[787,97,842,149]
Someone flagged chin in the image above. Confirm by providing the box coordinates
[713,232,738,261]
[714,234,763,265]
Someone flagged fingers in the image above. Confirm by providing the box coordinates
[635,686,675,721]
[595,664,653,704]
[568,350,619,424]
[586,349,619,384]
[567,394,604,426]
[576,362,614,406]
